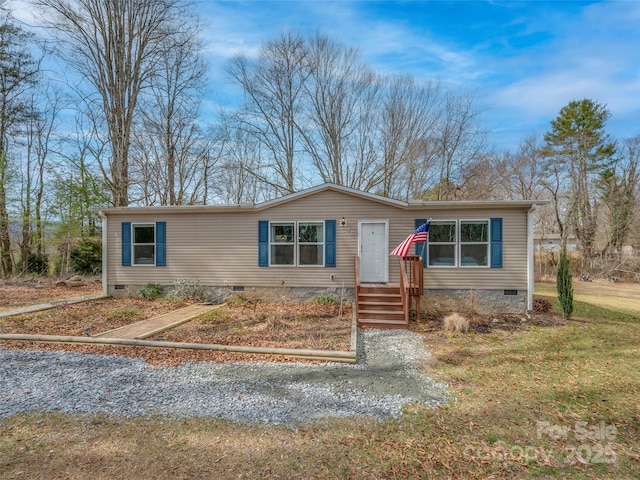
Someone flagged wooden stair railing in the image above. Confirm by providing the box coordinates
[354,255,424,329]
[398,256,410,325]
[398,256,424,322]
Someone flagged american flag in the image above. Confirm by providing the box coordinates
[390,222,430,257]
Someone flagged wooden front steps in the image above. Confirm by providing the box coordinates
[356,284,408,329]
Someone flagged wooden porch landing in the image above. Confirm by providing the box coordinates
[93,304,220,340]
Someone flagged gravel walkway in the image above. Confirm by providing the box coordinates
[0,329,448,425]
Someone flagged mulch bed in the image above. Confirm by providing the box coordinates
[0,293,353,366]
[411,309,567,335]
[0,280,103,310]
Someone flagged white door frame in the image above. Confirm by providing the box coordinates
[358,220,389,283]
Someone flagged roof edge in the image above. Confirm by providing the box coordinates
[253,183,408,210]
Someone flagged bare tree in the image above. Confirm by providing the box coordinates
[300,34,378,188]
[0,19,41,277]
[226,32,309,195]
[215,126,267,205]
[496,134,546,200]
[598,134,640,253]
[37,0,192,206]
[434,91,486,200]
[129,21,209,205]
[18,85,61,274]
[455,154,502,200]
[378,75,441,199]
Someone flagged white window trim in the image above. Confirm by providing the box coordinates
[297,221,325,268]
[427,219,492,269]
[459,218,490,269]
[132,223,156,266]
[269,222,296,267]
[268,221,325,267]
[427,219,458,268]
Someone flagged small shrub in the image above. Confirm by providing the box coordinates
[167,278,207,301]
[138,283,164,300]
[17,253,49,275]
[311,294,339,306]
[70,239,102,275]
[533,297,552,314]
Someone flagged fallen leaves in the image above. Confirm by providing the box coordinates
[0,284,352,366]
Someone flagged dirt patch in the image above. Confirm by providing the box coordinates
[0,293,352,366]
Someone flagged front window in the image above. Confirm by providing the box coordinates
[270,223,295,265]
[428,221,456,266]
[298,222,324,266]
[269,221,325,266]
[133,224,155,265]
[427,219,490,267]
[460,220,489,266]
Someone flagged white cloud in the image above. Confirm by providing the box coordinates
[484,0,640,145]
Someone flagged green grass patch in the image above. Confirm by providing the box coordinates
[104,307,142,323]
[310,294,340,305]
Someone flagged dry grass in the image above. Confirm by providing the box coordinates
[535,278,640,316]
[443,312,470,333]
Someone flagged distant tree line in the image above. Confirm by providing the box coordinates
[0,0,637,278]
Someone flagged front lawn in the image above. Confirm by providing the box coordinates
[1,281,638,478]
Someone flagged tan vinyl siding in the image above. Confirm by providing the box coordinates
[422,209,528,290]
[105,189,530,291]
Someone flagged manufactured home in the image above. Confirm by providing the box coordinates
[99,184,544,327]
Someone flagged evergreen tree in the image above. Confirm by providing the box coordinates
[557,248,574,320]
[543,99,616,261]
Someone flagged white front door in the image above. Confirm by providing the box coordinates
[359,221,388,283]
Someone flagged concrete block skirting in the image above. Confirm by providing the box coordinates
[108,285,526,315]
[420,288,527,315]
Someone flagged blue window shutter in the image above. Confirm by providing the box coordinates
[121,222,131,266]
[415,218,427,267]
[258,220,269,267]
[325,220,336,267]
[156,221,166,267]
[490,217,503,268]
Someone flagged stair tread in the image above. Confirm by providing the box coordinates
[358,293,401,298]
[358,320,408,329]
[358,302,402,307]
[358,309,404,313]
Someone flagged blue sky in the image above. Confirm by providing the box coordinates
[13,0,640,151]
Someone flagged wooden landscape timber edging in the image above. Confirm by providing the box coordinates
[0,312,359,363]
[0,333,357,363]
[0,294,110,318]
[0,301,360,363]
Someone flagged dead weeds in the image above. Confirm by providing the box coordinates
[412,309,566,335]
[0,287,352,366]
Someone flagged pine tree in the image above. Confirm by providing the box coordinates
[557,248,574,320]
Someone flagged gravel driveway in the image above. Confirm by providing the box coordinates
[0,329,448,425]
